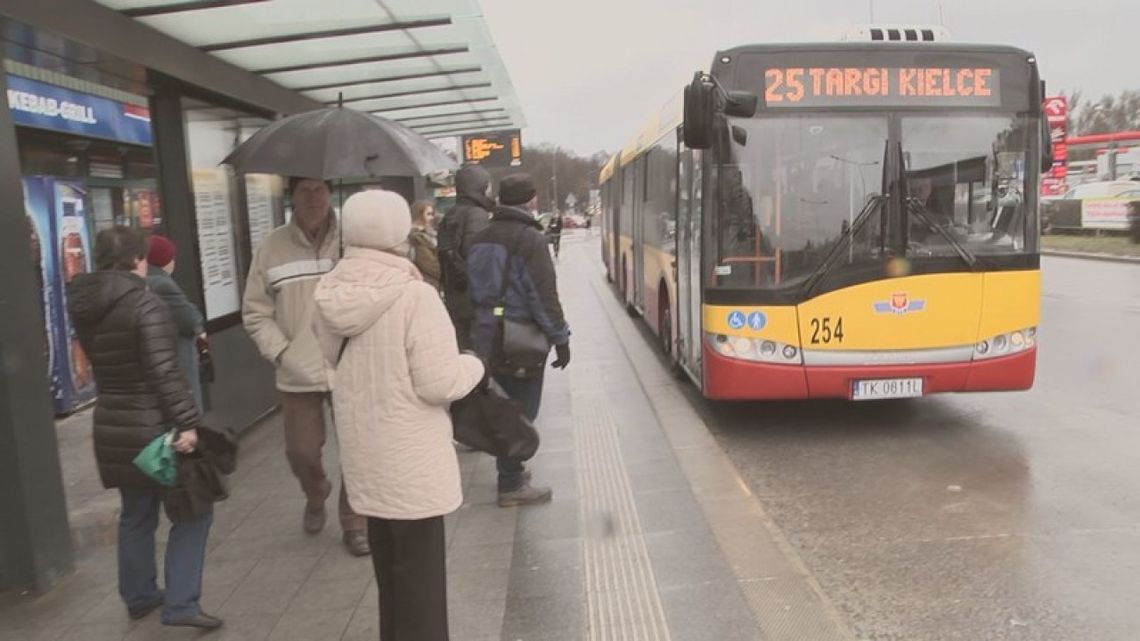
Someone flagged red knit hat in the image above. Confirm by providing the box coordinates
[147,235,176,268]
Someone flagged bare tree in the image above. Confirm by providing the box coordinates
[1068,90,1140,136]
[485,145,609,213]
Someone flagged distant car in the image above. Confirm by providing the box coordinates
[1043,180,1140,233]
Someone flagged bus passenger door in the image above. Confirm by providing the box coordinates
[632,155,647,312]
[609,173,621,283]
[686,149,705,379]
[676,143,698,375]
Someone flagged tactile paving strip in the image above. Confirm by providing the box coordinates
[573,367,673,641]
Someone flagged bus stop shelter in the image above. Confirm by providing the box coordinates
[0,0,524,593]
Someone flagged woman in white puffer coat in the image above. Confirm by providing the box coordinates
[313,189,484,641]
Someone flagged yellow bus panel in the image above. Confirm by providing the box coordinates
[703,270,1039,353]
[977,271,1040,338]
[703,305,801,346]
[797,273,984,350]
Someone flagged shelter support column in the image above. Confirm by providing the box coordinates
[0,69,75,593]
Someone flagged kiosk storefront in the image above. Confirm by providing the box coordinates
[9,68,163,414]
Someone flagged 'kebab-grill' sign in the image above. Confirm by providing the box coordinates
[763,67,1001,107]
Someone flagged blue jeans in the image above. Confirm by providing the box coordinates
[494,370,545,492]
[118,489,212,621]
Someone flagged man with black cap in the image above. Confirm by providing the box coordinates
[438,164,494,349]
[467,173,571,507]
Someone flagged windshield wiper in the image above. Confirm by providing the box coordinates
[801,194,888,299]
[905,198,977,267]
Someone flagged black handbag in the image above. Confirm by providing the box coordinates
[492,228,550,378]
[451,379,539,460]
[197,337,215,384]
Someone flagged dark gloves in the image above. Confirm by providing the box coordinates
[551,342,571,370]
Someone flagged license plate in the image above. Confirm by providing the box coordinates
[851,377,924,400]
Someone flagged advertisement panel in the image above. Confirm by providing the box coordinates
[22,177,65,409]
[53,179,97,411]
[124,187,160,230]
[1042,96,1068,197]
[6,75,153,146]
[1081,197,1135,230]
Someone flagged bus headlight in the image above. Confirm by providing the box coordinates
[708,334,802,364]
[974,327,1036,360]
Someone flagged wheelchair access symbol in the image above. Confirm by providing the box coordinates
[727,310,746,330]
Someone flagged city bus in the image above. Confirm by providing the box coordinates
[599,29,1050,400]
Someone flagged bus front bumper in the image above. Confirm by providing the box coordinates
[702,344,1037,400]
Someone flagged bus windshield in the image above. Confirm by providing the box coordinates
[710,112,1032,291]
[902,114,1031,258]
[712,115,888,290]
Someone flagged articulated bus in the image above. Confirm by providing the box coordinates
[600,30,1050,400]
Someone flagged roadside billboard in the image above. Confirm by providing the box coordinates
[1081,198,1136,230]
[1042,96,1068,197]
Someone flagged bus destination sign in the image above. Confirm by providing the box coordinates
[763,67,1001,108]
[462,129,523,168]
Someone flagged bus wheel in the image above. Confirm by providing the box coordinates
[660,290,687,380]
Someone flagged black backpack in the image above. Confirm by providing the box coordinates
[438,208,471,291]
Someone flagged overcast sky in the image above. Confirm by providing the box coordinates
[480,0,1138,156]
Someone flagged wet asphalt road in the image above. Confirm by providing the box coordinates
[693,257,1140,641]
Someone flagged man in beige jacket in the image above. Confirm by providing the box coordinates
[242,177,368,556]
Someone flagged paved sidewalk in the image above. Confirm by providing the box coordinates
[1,233,849,641]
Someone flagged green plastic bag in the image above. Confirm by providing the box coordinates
[133,431,178,487]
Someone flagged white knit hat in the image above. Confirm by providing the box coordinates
[341,189,412,251]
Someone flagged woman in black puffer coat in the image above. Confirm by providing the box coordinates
[68,227,221,631]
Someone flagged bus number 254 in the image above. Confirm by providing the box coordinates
[810,317,845,345]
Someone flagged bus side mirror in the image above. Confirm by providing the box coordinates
[1040,118,1054,173]
[1039,80,1054,173]
[724,91,758,118]
[683,72,715,149]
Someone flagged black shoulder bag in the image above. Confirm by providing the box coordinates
[492,227,550,379]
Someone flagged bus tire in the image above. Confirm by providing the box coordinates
[659,288,687,380]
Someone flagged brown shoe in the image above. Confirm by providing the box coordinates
[343,531,370,557]
[302,504,326,534]
[498,482,553,508]
[163,612,223,630]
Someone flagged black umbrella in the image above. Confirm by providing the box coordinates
[221,106,457,178]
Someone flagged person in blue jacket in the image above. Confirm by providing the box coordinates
[467,174,571,507]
